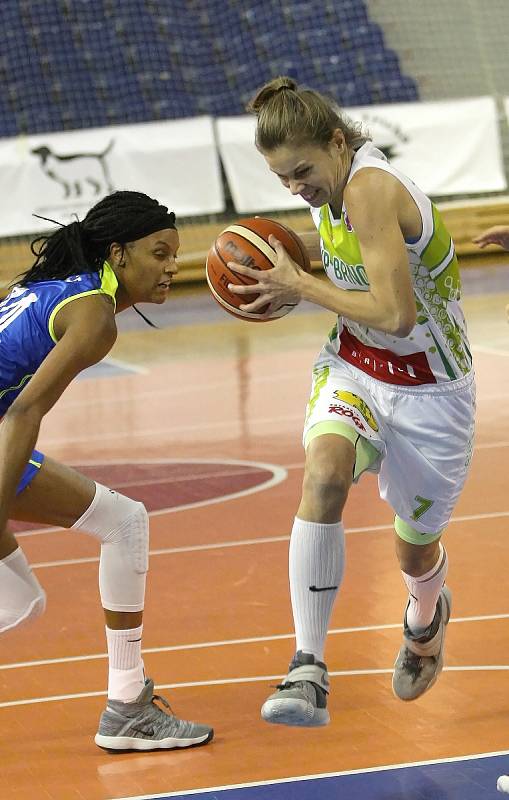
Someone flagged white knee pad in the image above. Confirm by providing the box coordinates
[0,548,46,634]
[71,483,149,613]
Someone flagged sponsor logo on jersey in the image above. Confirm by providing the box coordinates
[321,245,369,288]
[327,402,367,432]
[343,211,354,232]
[333,390,379,432]
[339,327,436,386]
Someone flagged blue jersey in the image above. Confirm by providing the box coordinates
[0,261,118,416]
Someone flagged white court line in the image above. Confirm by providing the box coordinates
[475,440,509,451]
[50,369,303,411]
[43,411,509,446]
[14,437,509,541]
[47,340,509,417]
[109,747,509,800]
[16,458,287,541]
[102,356,149,374]
[1,665,508,709]
[38,413,306,446]
[1,612,507,672]
[25,509,509,569]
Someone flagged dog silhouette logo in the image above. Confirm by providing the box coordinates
[31,139,115,199]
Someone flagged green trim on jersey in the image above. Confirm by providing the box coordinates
[312,149,472,382]
[305,420,380,481]
[427,329,457,381]
[305,364,330,426]
[394,515,443,545]
[48,261,118,343]
[412,205,470,377]
[0,372,33,401]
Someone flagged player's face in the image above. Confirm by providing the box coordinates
[114,228,180,305]
[263,132,349,207]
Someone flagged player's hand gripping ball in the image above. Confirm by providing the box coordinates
[206,217,311,322]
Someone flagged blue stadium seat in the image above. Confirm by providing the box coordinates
[299,29,360,62]
[224,60,272,93]
[281,0,332,27]
[326,0,370,26]
[240,3,288,34]
[0,0,419,135]
[324,76,374,107]
[196,92,239,116]
[374,75,418,103]
[151,95,198,119]
[268,55,319,85]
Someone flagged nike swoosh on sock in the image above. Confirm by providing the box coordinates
[309,585,338,592]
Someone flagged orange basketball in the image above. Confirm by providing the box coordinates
[205,217,311,322]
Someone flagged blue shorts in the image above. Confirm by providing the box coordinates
[16,450,45,495]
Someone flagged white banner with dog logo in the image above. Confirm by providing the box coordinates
[217,96,506,212]
[0,116,225,236]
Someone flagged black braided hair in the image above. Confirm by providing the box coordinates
[18,191,176,287]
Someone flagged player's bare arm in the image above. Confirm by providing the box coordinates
[0,295,116,531]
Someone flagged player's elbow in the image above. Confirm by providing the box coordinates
[387,307,417,338]
[6,400,44,424]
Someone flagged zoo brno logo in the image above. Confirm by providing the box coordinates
[31,138,115,208]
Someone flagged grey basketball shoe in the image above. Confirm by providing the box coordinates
[261,650,330,727]
[95,678,214,751]
[392,586,452,701]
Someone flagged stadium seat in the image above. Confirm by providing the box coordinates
[0,0,419,135]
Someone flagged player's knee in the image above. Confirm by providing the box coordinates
[102,497,149,575]
[303,455,352,510]
[72,484,149,574]
[0,585,46,634]
[394,516,443,574]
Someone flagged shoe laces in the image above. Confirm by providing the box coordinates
[401,648,424,680]
[151,692,175,716]
[275,681,295,690]
[276,679,315,696]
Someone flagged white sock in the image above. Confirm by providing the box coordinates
[402,544,448,635]
[289,518,345,662]
[106,625,145,702]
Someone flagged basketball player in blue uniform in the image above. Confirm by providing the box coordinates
[0,190,213,751]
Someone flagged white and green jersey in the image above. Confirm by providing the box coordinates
[310,141,472,386]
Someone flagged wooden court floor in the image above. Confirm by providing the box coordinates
[2,265,509,799]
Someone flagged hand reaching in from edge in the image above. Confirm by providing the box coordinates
[473,225,509,251]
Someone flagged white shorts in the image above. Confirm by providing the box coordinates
[303,351,476,535]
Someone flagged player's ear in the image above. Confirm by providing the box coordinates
[109,242,125,267]
[330,129,346,151]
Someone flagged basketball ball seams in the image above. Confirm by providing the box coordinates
[207,277,281,322]
[209,242,255,287]
[239,217,310,273]
[206,243,260,309]
[223,224,278,268]
[206,217,310,322]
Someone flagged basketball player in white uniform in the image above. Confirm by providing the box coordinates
[228,76,475,729]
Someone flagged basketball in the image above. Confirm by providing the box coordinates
[205,217,311,322]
